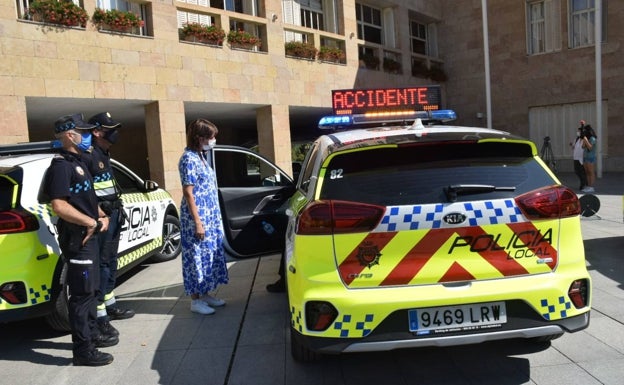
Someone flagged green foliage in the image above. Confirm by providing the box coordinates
[27,0,89,27]
[318,46,345,62]
[92,8,144,31]
[226,29,261,47]
[180,23,226,45]
[359,52,380,69]
[285,41,318,59]
[383,57,401,73]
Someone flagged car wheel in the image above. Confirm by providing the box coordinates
[44,260,71,332]
[290,327,322,362]
[150,214,181,263]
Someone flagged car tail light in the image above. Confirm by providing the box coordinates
[0,282,28,304]
[0,209,40,234]
[296,200,385,235]
[305,301,338,331]
[515,185,580,220]
[568,279,590,308]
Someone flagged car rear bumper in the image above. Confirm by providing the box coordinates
[294,310,590,355]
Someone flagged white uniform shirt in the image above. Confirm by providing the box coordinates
[572,136,584,163]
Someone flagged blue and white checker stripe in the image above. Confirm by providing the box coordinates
[375,199,526,232]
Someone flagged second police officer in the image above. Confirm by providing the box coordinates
[84,112,135,339]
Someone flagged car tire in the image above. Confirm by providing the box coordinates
[290,327,322,362]
[150,214,181,263]
[44,260,71,332]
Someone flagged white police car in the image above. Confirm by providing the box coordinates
[0,141,181,331]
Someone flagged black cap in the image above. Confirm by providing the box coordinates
[54,113,97,133]
[88,112,121,129]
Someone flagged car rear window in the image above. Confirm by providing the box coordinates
[319,141,556,205]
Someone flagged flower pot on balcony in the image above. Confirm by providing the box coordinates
[27,0,88,27]
[227,30,261,50]
[100,23,133,33]
[92,8,144,34]
[318,46,345,64]
[230,42,259,50]
[180,23,225,46]
[285,41,318,60]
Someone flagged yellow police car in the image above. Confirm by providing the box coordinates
[209,86,591,363]
[0,141,181,331]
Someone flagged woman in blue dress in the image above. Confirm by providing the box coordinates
[178,119,228,315]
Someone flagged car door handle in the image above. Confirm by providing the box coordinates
[252,194,275,214]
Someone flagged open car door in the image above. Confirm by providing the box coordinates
[210,145,295,258]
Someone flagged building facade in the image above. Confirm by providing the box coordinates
[1,0,621,202]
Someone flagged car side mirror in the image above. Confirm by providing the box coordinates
[144,180,159,191]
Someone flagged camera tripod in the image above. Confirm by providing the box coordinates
[540,136,557,173]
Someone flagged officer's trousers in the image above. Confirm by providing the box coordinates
[97,208,122,308]
[63,234,100,357]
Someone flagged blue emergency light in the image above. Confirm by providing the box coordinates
[318,109,457,129]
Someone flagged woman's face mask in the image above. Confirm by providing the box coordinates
[202,138,216,151]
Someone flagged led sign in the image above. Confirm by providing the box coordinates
[331,86,441,115]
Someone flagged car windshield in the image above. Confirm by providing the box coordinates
[319,142,556,205]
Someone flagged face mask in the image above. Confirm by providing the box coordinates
[103,129,119,144]
[76,131,92,152]
[202,139,216,151]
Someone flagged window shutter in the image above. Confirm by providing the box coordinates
[188,12,199,24]
[382,8,394,48]
[177,11,188,29]
[199,14,212,26]
[544,0,561,52]
[282,0,301,25]
[427,23,438,58]
[322,0,338,33]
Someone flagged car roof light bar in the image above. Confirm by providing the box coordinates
[318,109,457,129]
[0,140,62,155]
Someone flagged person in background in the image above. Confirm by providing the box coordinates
[43,114,115,366]
[178,119,228,315]
[581,124,597,193]
[84,112,135,341]
[570,120,588,191]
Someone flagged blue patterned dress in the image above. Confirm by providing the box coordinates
[178,149,228,295]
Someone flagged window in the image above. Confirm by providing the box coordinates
[409,15,438,58]
[209,0,258,16]
[177,11,215,28]
[319,143,549,206]
[356,3,382,44]
[213,149,289,188]
[301,5,324,30]
[97,0,147,34]
[569,0,607,48]
[526,0,561,54]
[282,0,339,34]
[410,20,427,55]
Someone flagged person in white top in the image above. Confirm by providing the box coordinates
[570,120,587,191]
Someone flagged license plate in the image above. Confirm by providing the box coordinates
[408,302,507,335]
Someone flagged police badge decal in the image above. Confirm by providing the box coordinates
[357,241,381,268]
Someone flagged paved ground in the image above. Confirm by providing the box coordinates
[0,173,622,385]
